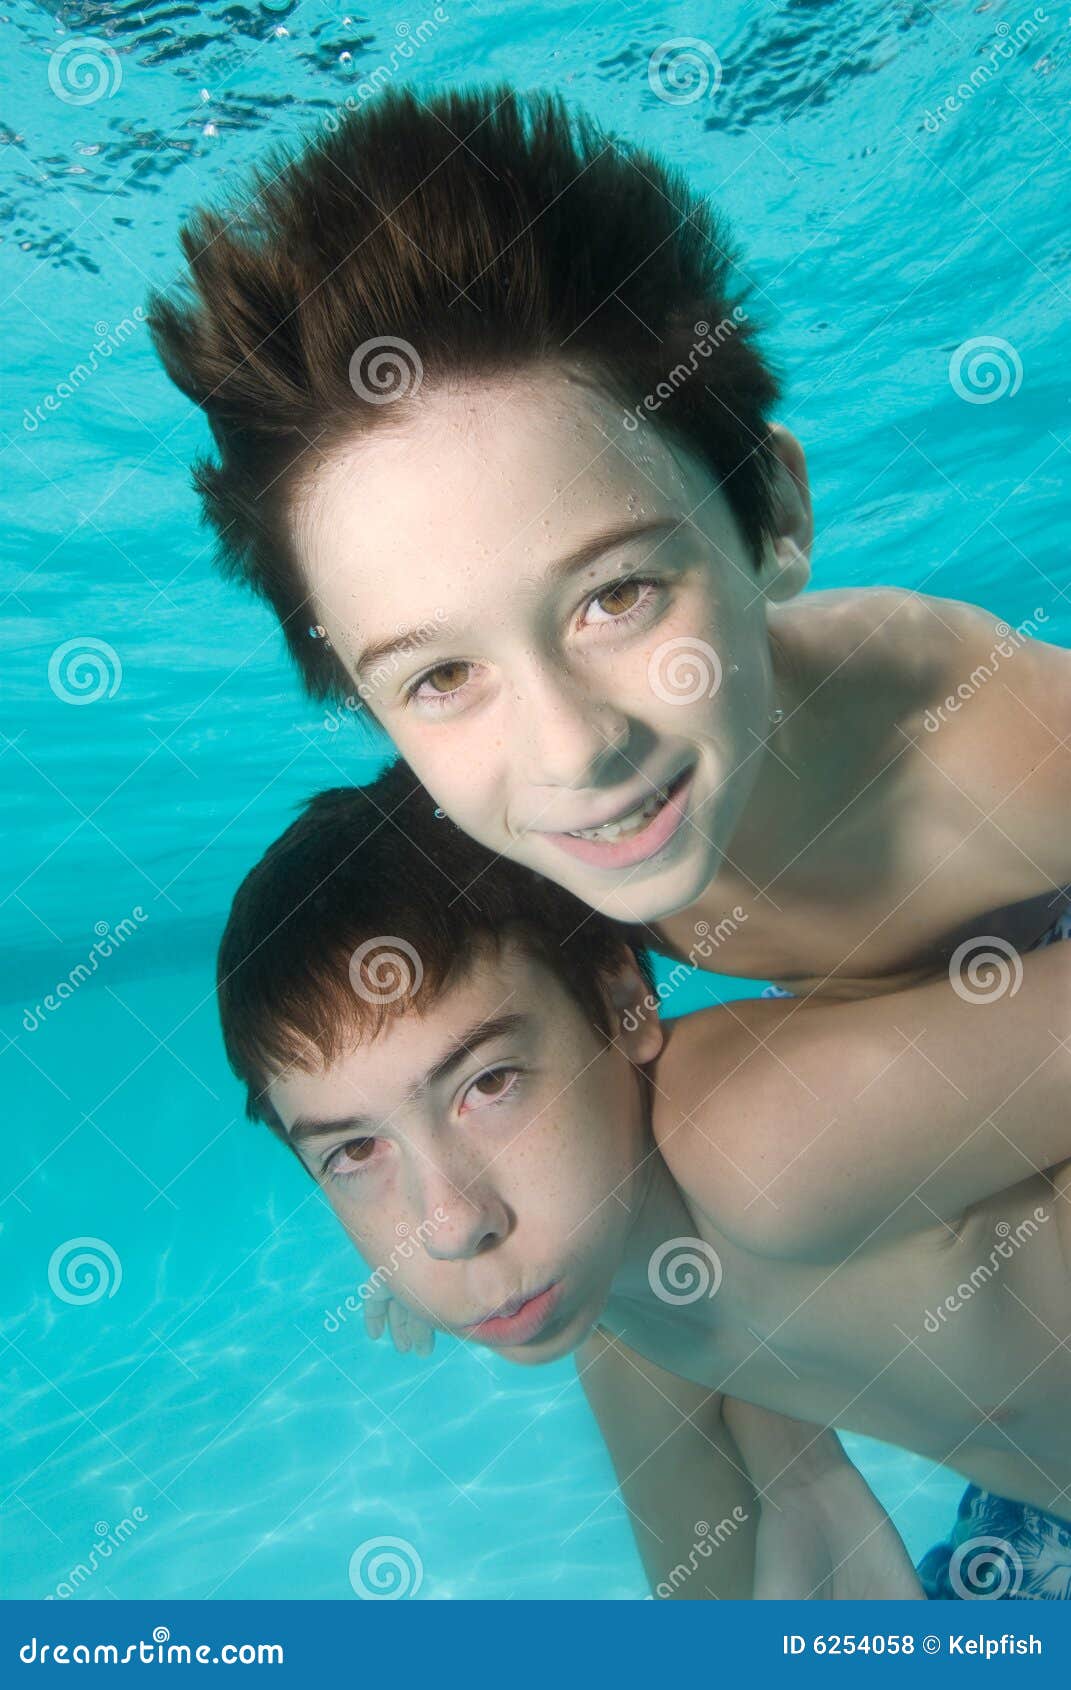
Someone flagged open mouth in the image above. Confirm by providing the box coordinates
[545,765,695,871]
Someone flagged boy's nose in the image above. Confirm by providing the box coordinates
[420,1176,509,1262]
[516,665,633,789]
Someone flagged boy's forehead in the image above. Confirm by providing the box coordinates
[293,367,701,610]
[268,941,564,1132]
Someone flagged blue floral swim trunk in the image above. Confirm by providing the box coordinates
[918,1484,1071,1601]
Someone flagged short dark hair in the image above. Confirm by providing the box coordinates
[147,81,783,706]
[217,757,654,1131]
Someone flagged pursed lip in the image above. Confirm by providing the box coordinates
[529,759,694,837]
[465,1279,555,1324]
[463,1280,563,1346]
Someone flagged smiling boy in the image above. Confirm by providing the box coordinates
[148,80,1071,1008]
[219,761,1071,1602]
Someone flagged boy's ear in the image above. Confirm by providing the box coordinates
[604,950,663,1065]
[762,423,813,603]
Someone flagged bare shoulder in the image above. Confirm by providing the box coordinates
[906,597,1071,876]
[790,589,1071,876]
[905,594,1070,733]
[785,586,1062,696]
[777,587,1016,738]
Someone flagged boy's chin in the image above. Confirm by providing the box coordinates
[494,1330,578,1367]
[581,844,720,926]
[492,1301,602,1367]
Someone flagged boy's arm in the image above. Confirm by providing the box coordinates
[667,937,1071,1257]
[575,1327,922,1600]
[722,1398,924,1601]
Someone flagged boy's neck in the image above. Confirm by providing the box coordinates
[603,1124,702,1319]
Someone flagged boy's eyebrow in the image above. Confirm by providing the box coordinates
[286,1011,530,1144]
[351,516,678,681]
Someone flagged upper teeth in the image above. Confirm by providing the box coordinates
[568,788,667,842]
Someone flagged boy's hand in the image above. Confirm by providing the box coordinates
[361,1285,436,1358]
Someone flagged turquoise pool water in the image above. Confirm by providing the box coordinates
[3,0,1068,1600]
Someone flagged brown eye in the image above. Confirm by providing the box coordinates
[595,581,643,617]
[473,1069,511,1097]
[424,662,470,694]
[338,1137,375,1166]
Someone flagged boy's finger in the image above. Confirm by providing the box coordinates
[363,1301,387,1340]
[387,1297,411,1353]
[411,1321,436,1358]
